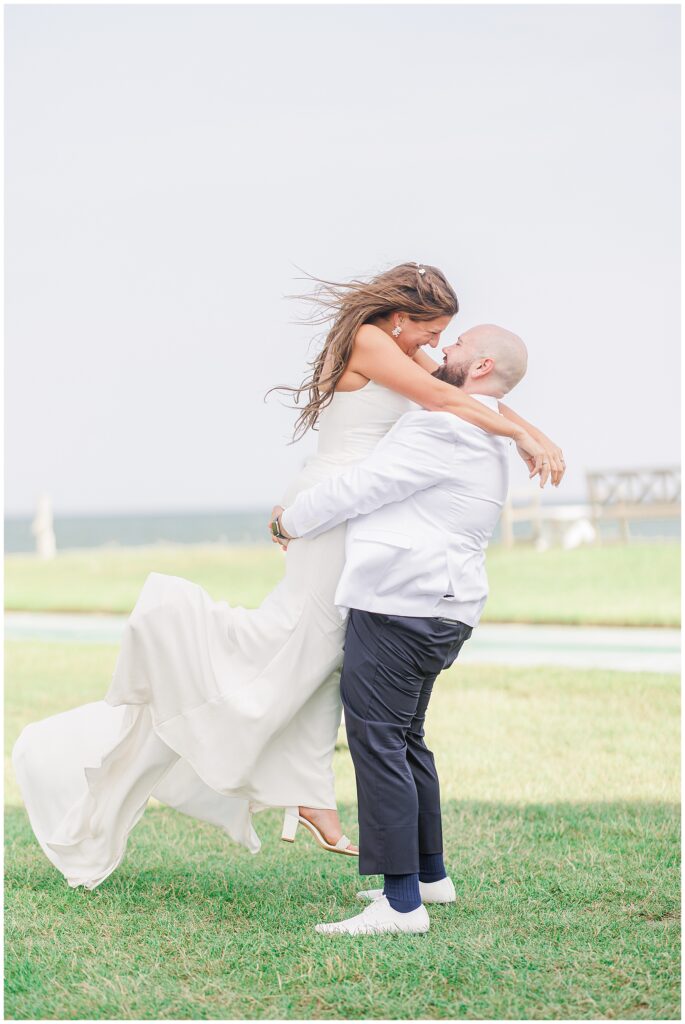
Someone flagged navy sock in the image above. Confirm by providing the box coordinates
[419,852,446,883]
[383,873,421,913]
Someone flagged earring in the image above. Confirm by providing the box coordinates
[392,325,402,338]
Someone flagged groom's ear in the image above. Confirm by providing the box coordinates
[471,357,494,378]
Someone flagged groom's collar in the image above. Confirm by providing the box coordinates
[468,393,500,411]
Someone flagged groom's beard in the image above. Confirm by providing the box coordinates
[432,362,469,389]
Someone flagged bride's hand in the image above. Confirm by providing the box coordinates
[514,431,554,488]
[517,436,565,487]
[496,403,565,487]
[516,436,565,487]
[538,439,566,487]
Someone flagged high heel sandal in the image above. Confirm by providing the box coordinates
[280,807,358,856]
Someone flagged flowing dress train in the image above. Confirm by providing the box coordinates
[12,382,415,888]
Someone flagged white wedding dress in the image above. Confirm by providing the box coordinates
[13,381,415,889]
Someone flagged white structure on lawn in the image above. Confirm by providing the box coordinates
[31,494,56,559]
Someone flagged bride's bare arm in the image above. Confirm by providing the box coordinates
[497,403,565,486]
[349,325,552,486]
[413,335,563,486]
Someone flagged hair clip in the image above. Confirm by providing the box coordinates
[415,262,426,276]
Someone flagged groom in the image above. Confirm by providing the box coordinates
[273,324,529,935]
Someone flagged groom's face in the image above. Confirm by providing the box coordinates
[432,334,476,388]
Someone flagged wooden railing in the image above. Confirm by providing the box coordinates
[498,467,680,547]
[586,467,681,542]
[499,488,542,548]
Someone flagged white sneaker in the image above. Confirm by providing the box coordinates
[315,895,429,936]
[357,875,456,905]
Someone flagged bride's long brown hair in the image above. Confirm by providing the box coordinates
[267,262,459,441]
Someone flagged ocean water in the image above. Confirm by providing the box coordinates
[4,510,273,554]
[4,508,679,554]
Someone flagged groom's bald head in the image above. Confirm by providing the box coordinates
[434,324,528,397]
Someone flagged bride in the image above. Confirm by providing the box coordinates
[13,262,563,889]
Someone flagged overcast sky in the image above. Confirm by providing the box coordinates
[5,3,680,515]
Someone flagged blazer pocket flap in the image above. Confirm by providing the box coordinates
[352,529,413,549]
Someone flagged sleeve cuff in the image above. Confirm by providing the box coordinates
[279,508,298,538]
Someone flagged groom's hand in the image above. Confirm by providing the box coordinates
[268,505,292,549]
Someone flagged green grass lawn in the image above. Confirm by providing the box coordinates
[4,540,681,625]
[4,640,680,1019]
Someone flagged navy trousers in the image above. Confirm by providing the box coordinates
[340,608,472,876]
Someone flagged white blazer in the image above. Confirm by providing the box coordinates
[281,395,510,626]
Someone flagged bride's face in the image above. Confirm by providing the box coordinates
[393,314,453,357]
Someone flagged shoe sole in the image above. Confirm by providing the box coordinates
[315,924,430,936]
